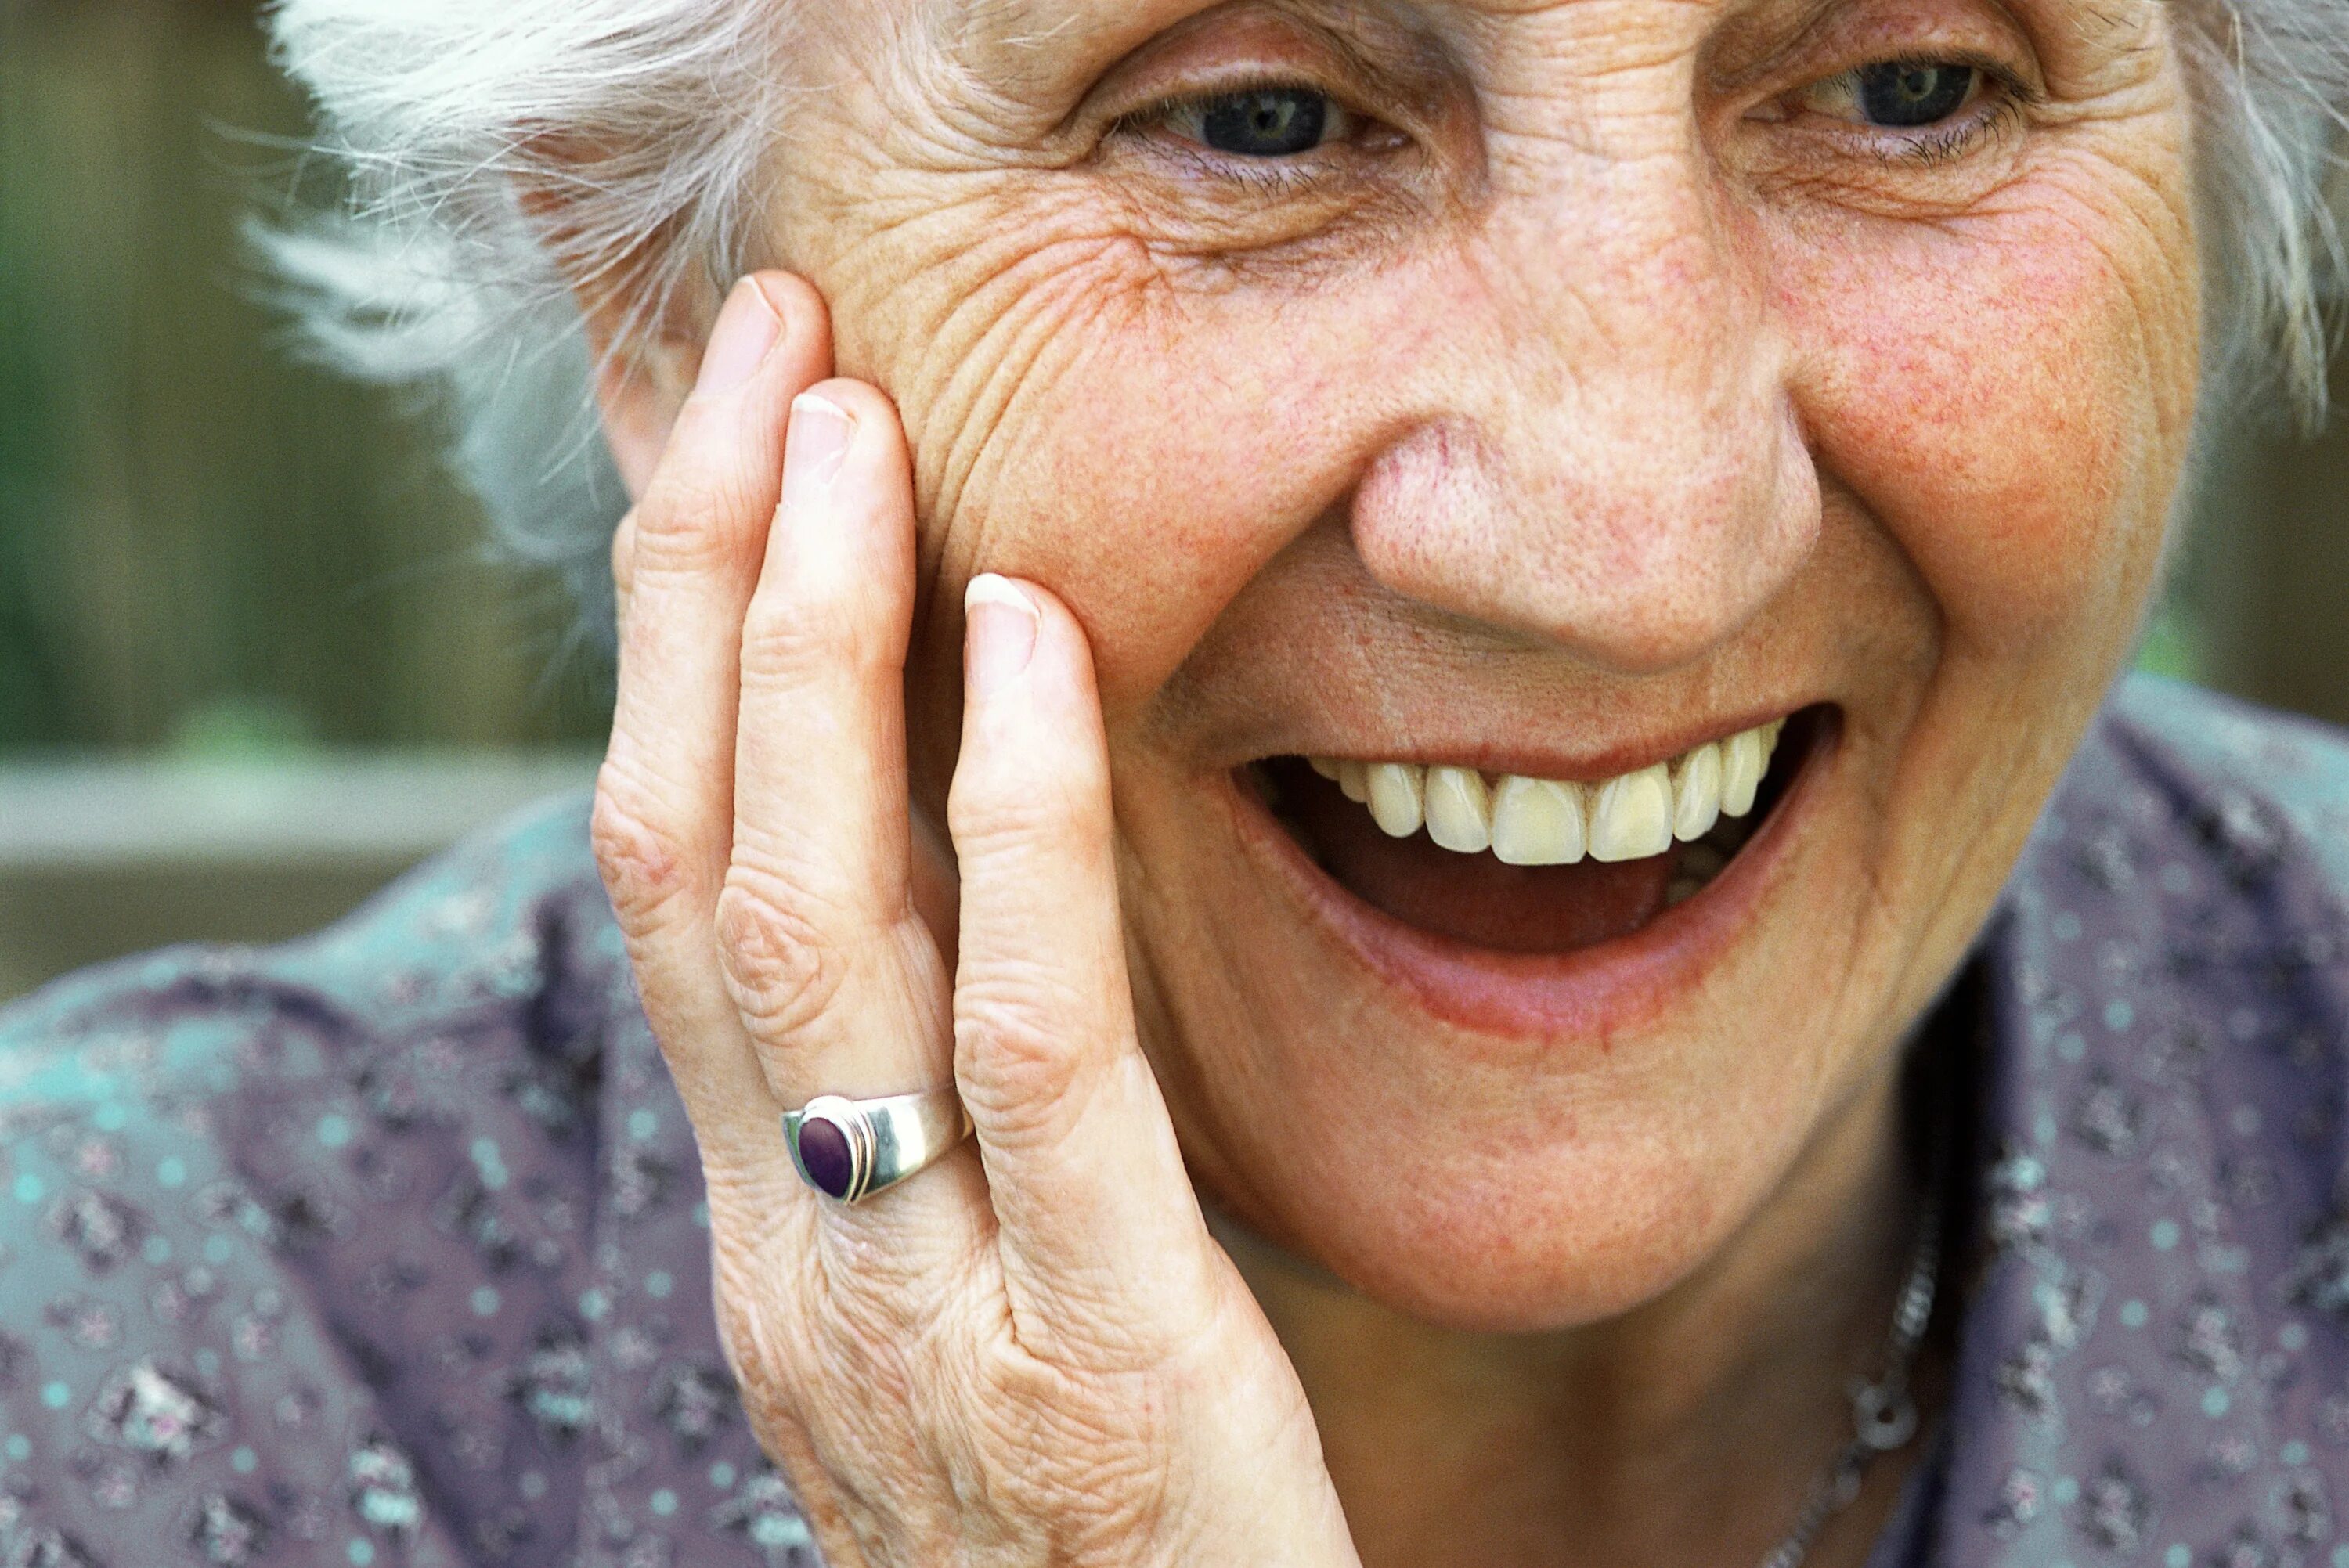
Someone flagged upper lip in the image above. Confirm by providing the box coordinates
[1240,702,1813,786]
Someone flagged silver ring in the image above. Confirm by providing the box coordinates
[783,1088,972,1205]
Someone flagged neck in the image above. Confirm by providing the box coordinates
[1217,1058,1939,1568]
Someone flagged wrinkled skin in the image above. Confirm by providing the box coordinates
[589,0,2201,1562]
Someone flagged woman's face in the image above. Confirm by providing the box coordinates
[754,0,2199,1329]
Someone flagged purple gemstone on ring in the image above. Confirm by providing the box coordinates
[796,1116,855,1199]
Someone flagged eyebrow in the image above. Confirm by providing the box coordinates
[935,0,1439,103]
[934,0,1202,73]
[1702,0,1860,88]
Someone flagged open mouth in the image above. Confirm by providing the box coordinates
[1242,708,1827,956]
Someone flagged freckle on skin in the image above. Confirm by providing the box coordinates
[745,0,2204,1391]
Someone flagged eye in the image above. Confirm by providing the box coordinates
[1160,86,1359,157]
[1798,60,1985,129]
[1856,62,1979,126]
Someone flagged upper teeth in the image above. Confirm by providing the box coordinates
[1309,719,1785,866]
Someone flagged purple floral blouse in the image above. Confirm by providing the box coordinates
[0,673,2345,1566]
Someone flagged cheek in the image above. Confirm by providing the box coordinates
[895,254,1433,714]
[1780,171,2199,655]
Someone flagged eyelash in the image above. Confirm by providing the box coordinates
[1116,57,2034,187]
[1880,96,2020,165]
[1111,78,1383,192]
[1812,60,2037,168]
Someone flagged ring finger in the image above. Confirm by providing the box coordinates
[717,377,987,1243]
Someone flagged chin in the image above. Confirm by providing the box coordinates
[1269,1152,1764,1336]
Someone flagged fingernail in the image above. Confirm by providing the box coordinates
[965,574,1039,697]
[694,279,781,396]
[785,393,856,496]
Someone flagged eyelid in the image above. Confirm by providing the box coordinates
[1711,0,2047,109]
[1770,48,2037,125]
[1782,69,2033,171]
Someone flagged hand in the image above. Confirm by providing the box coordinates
[590,272,1362,1567]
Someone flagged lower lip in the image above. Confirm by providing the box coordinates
[1223,717,1839,1049]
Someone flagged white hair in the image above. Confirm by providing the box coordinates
[262,0,797,644]
[260,0,2347,643]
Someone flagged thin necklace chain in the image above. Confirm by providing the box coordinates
[1757,1154,1947,1568]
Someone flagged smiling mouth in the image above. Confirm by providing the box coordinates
[1243,709,1823,955]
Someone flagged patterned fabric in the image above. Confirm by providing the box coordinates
[0,673,2342,1566]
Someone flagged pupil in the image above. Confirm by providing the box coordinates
[1200,90,1330,157]
[1854,63,1975,128]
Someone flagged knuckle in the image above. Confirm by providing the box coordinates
[712,871,855,1040]
[954,980,1101,1126]
[708,1230,844,1404]
[824,1223,985,1346]
[949,765,1113,863]
[703,1220,1008,1565]
[590,777,700,931]
[711,1299,849,1474]
[730,1265,961,1465]
[632,454,766,572]
[717,1228,1185,1565]
[736,585,894,693]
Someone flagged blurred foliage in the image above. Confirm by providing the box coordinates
[0,0,609,757]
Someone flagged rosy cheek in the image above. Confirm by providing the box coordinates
[1785,196,2193,651]
[941,292,1407,709]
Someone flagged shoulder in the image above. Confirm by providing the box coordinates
[1,788,615,1065]
[2086,672,2349,896]
[0,792,624,1206]
[1952,677,2349,1550]
[0,792,630,1563]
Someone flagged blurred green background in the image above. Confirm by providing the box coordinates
[0,0,2344,1001]
[0,0,611,754]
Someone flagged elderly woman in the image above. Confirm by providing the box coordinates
[5,0,2349,1563]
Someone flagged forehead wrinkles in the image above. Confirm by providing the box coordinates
[1442,0,1716,148]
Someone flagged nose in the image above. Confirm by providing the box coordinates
[1348,147,1821,676]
